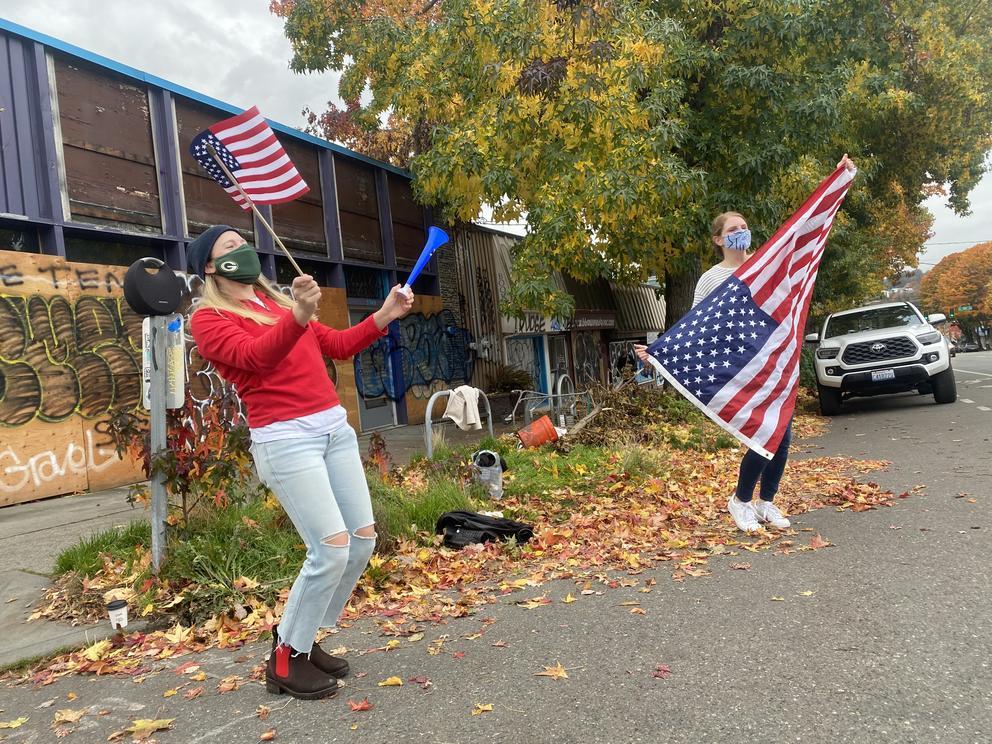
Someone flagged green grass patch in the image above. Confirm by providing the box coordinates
[660,422,738,452]
[54,521,151,576]
[368,470,477,551]
[158,500,304,621]
[502,444,611,499]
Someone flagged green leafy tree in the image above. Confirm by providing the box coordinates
[272,0,992,323]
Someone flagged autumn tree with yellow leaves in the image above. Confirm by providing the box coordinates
[920,241,992,317]
[272,0,992,322]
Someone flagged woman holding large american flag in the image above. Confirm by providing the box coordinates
[636,154,857,534]
[187,225,413,700]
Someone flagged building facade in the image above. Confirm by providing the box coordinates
[0,20,473,504]
[0,19,667,506]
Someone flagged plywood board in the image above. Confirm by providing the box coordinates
[0,251,144,504]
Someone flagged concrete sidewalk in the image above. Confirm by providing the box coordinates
[0,419,513,668]
[0,487,144,668]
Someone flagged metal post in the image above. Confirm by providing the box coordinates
[149,315,169,572]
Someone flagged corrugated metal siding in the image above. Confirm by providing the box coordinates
[611,282,666,336]
[453,224,576,387]
[453,225,512,389]
[562,274,616,312]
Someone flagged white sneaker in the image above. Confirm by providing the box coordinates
[727,496,762,533]
[753,500,791,529]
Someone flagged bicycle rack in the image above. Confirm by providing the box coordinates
[508,383,596,427]
[423,388,495,459]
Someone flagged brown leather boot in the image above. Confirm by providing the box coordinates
[271,625,349,679]
[265,643,337,699]
[310,642,350,679]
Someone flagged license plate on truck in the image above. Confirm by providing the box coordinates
[871,369,896,382]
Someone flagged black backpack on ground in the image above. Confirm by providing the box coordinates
[435,510,534,549]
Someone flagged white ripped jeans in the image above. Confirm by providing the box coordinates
[251,425,376,654]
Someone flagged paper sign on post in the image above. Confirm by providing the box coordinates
[142,314,186,410]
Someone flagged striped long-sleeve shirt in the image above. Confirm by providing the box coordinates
[692,265,737,309]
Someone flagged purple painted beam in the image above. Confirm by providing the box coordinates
[253,204,275,255]
[30,43,67,239]
[0,35,26,216]
[149,88,187,270]
[375,169,396,270]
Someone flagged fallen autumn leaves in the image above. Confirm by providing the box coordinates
[4,400,898,710]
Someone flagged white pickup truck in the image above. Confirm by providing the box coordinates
[806,301,956,415]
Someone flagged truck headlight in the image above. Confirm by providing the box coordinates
[916,331,942,345]
[816,347,840,360]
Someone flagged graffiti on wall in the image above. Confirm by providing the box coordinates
[0,257,145,503]
[0,256,343,503]
[574,333,601,387]
[505,337,540,391]
[0,425,123,497]
[354,309,474,400]
[0,250,450,502]
[0,292,143,426]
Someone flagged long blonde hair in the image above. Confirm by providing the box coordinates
[194,274,295,325]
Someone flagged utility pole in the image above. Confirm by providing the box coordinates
[147,315,169,572]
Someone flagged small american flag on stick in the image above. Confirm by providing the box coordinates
[190,105,309,210]
[646,165,856,459]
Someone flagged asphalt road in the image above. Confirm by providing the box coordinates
[3,354,991,743]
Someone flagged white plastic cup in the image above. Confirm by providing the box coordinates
[107,599,128,630]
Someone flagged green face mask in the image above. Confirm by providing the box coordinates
[212,244,261,284]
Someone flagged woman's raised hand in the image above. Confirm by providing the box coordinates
[291,274,322,326]
[633,343,650,363]
[373,285,415,329]
[837,153,856,172]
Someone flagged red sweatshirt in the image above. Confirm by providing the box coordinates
[189,291,387,428]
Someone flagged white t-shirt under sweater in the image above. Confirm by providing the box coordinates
[692,265,736,309]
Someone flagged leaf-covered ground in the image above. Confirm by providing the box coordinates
[2,396,901,691]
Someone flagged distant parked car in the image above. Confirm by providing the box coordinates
[806,301,955,415]
[958,341,981,352]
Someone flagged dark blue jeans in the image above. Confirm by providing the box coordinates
[735,422,793,503]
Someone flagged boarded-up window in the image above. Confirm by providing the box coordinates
[275,256,330,286]
[344,266,386,300]
[174,98,254,241]
[65,236,164,266]
[335,156,382,263]
[270,140,325,255]
[0,223,40,253]
[389,175,425,267]
[54,56,162,232]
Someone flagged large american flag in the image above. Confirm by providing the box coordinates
[189,106,309,210]
[646,165,856,459]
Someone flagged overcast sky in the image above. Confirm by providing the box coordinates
[0,0,342,129]
[1,1,988,265]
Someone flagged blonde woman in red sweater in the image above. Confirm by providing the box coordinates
[188,225,413,700]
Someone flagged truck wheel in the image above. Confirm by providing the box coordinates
[931,366,957,404]
[817,382,842,416]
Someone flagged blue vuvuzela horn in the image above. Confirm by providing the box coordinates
[401,226,449,296]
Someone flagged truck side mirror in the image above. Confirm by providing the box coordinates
[927,313,947,325]
[804,333,820,344]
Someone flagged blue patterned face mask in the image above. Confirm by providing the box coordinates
[724,229,752,251]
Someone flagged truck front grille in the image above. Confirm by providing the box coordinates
[842,336,917,365]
